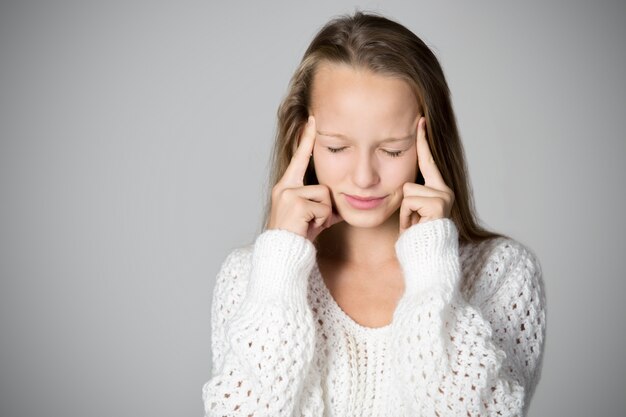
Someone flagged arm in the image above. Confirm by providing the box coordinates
[202,229,318,417]
[390,218,547,417]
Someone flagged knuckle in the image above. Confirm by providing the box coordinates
[441,187,454,204]
[277,188,295,205]
[437,197,446,211]
[318,183,329,192]
[271,184,282,199]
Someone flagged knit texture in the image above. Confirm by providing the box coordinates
[202,218,547,417]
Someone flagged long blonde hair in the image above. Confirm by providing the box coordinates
[260,10,508,244]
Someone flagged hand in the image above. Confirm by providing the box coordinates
[268,115,344,241]
[399,116,455,234]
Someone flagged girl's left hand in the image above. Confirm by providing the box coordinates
[399,116,455,234]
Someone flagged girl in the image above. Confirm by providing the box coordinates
[202,11,546,417]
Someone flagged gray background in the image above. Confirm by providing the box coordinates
[1,1,624,416]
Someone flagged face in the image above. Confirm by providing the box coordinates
[309,62,420,229]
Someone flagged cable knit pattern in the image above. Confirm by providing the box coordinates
[202,218,547,417]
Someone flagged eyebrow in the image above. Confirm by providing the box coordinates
[316,130,415,143]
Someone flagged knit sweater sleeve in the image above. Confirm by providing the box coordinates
[390,218,547,417]
[201,229,318,417]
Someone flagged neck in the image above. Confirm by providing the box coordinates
[315,208,401,268]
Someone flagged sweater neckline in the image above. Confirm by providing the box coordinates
[312,261,392,337]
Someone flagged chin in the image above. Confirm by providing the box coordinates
[337,206,397,229]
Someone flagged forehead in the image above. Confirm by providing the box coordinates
[310,63,420,137]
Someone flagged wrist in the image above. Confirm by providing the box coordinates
[395,218,460,294]
[246,228,316,305]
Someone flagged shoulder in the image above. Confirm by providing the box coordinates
[459,236,544,307]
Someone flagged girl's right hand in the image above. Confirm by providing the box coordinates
[268,115,344,242]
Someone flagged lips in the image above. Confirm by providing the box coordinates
[345,194,386,201]
[344,194,387,210]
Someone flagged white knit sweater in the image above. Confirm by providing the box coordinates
[202,218,547,417]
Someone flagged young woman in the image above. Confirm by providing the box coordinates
[202,11,546,417]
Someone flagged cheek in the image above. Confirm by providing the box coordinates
[381,157,418,186]
[312,153,344,183]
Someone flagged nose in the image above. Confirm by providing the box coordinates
[351,150,380,189]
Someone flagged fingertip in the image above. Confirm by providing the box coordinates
[305,117,316,139]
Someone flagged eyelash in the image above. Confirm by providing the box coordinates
[326,147,404,158]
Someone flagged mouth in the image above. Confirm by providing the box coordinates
[344,194,387,209]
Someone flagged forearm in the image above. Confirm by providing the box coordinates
[203,230,318,417]
[390,219,544,416]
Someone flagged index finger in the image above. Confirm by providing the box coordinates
[282,115,316,187]
[416,116,447,190]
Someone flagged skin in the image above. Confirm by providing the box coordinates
[269,62,455,274]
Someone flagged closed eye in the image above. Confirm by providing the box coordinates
[383,150,403,158]
[326,147,404,158]
[326,146,346,153]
